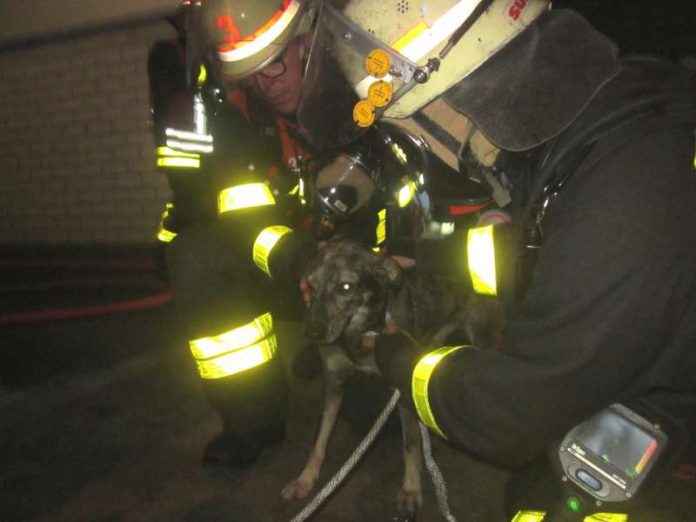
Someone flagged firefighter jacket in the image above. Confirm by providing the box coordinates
[374,56,696,470]
[149,39,316,285]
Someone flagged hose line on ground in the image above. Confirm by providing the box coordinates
[0,258,172,325]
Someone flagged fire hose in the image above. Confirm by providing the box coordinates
[0,258,172,325]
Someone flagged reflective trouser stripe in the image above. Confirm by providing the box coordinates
[189,312,276,379]
[467,224,497,296]
[411,345,468,438]
[218,183,276,214]
[253,225,293,278]
[511,511,628,521]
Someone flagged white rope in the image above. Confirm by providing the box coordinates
[420,422,458,522]
[289,389,458,522]
[289,389,402,522]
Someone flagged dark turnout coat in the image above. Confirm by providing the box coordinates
[376,55,696,475]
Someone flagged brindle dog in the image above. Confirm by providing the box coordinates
[281,239,501,518]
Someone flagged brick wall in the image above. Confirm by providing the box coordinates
[0,21,175,245]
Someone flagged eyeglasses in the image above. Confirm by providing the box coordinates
[257,53,287,79]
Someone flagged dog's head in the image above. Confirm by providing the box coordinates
[303,240,401,351]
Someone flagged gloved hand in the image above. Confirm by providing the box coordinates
[371,331,425,402]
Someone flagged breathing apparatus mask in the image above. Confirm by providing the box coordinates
[310,144,380,221]
[307,121,436,243]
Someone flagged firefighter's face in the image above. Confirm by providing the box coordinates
[250,35,307,115]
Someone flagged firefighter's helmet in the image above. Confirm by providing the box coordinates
[297,0,621,152]
[197,0,315,80]
[296,0,550,149]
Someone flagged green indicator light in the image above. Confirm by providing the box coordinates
[566,496,581,512]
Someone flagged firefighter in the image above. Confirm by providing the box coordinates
[294,1,696,519]
[148,0,320,468]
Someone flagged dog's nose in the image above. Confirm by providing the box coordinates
[304,321,326,342]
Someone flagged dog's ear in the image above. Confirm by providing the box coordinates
[375,255,402,288]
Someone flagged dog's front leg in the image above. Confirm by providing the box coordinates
[397,403,423,517]
[281,346,353,501]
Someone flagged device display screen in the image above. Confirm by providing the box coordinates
[575,409,659,478]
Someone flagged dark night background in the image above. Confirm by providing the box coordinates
[555,0,694,61]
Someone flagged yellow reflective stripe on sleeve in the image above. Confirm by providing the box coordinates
[467,224,497,296]
[197,65,207,86]
[165,127,213,144]
[157,156,201,168]
[253,226,293,277]
[156,226,176,243]
[156,146,201,169]
[189,313,276,379]
[165,139,213,154]
[218,183,276,214]
[164,128,214,154]
[411,345,468,439]
[299,177,307,206]
[156,146,200,159]
[375,208,387,247]
[511,511,546,522]
[510,511,628,522]
[155,204,177,243]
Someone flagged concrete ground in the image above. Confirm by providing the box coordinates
[0,255,512,522]
[2,251,693,522]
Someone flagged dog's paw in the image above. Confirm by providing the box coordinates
[281,477,316,501]
[396,487,422,518]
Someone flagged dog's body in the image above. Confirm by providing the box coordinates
[281,240,501,517]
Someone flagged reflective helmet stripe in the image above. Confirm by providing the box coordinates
[467,224,497,296]
[189,312,277,379]
[218,0,301,63]
[218,182,276,214]
[411,345,468,438]
[356,1,480,98]
[253,225,293,277]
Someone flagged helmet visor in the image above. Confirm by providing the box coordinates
[297,2,423,151]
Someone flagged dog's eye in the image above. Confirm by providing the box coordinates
[338,282,353,294]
